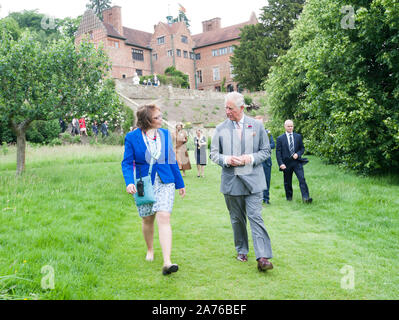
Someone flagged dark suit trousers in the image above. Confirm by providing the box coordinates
[261,161,272,202]
[283,163,310,200]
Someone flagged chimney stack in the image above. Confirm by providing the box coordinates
[102,6,123,35]
[202,17,221,32]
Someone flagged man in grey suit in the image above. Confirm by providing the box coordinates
[210,92,273,272]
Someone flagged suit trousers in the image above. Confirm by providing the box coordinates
[261,161,272,202]
[224,192,273,260]
[283,163,310,200]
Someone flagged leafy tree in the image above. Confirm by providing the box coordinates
[265,0,399,174]
[0,30,119,174]
[86,0,112,20]
[231,0,305,91]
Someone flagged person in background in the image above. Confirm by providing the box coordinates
[194,129,207,178]
[255,116,275,204]
[121,104,185,275]
[101,120,109,138]
[92,120,99,142]
[172,123,191,177]
[276,119,312,203]
[79,117,87,136]
[59,118,66,133]
[71,118,79,136]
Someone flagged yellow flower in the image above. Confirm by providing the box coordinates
[23,260,27,263]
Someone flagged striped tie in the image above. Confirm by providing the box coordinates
[289,134,294,154]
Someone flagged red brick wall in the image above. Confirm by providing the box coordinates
[194,39,239,91]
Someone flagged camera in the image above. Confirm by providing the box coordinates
[137,180,144,197]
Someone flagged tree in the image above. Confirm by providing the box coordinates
[230,0,305,91]
[0,30,118,175]
[86,0,112,20]
[265,0,399,174]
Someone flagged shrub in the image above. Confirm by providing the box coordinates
[49,138,62,146]
[72,135,81,144]
[26,119,61,144]
[60,132,73,144]
[2,142,8,155]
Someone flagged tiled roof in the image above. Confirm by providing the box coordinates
[103,22,126,40]
[123,27,152,48]
[192,21,253,48]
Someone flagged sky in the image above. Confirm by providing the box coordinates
[0,0,268,35]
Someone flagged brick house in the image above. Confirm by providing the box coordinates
[75,6,257,91]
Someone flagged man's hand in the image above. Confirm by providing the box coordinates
[126,184,137,194]
[292,153,298,160]
[280,164,287,170]
[227,155,252,166]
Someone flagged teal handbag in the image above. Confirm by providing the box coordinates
[133,160,156,206]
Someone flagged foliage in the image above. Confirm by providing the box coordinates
[140,67,190,89]
[231,0,305,91]
[0,17,22,40]
[264,0,399,174]
[1,142,8,155]
[0,30,118,174]
[26,120,61,144]
[86,0,112,21]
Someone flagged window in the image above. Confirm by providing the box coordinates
[229,46,234,53]
[213,67,220,81]
[122,74,126,79]
[136,69,143,76]
[88,31,93,40]
[219,47,227,55]
[215,86,221,92]
[195,53,201,60]
[132,49,144,61]
[196,70,202,83]
[157,36,165,45]
[190,52,195,60]
[212,49,218,57]
[167,50,174,57]
[176,49,181,57]
[109,40,119,48]
[183,50,188,58]
[153,53,158,61]
[181,35,188,43]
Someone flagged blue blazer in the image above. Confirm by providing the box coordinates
[121,128,185,190]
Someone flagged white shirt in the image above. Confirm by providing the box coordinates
[285,132,295,150]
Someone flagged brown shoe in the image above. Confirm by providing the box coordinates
[257,257,273,271]
[237,254,248,262]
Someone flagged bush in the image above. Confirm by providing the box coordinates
[72,135,81,144]
[2,142,8,155]
[49,138,62,146]
[98,132,124,146]
[265,0,399,174]
[26,119,61,144]
[60,132,73,144]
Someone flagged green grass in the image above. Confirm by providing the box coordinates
[0,145,398,299]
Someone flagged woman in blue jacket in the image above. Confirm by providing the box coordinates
[122,104,185,275]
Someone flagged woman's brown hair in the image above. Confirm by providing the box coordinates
[136,104,161,132]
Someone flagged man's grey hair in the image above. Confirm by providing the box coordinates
[225,91,245,109]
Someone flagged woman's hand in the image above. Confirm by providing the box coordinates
[178,188,186,198]
[126,184,137,194]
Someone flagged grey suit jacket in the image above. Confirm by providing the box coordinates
[210,115,270,195]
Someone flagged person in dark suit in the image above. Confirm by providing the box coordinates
[255,116,275,204]
[276,120,312,203]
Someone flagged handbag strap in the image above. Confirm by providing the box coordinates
[133,158,154,184]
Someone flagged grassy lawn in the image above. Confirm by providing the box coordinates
[0,144,398,300]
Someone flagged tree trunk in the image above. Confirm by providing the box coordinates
[11,119,32,176]
[16,130,27,175]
